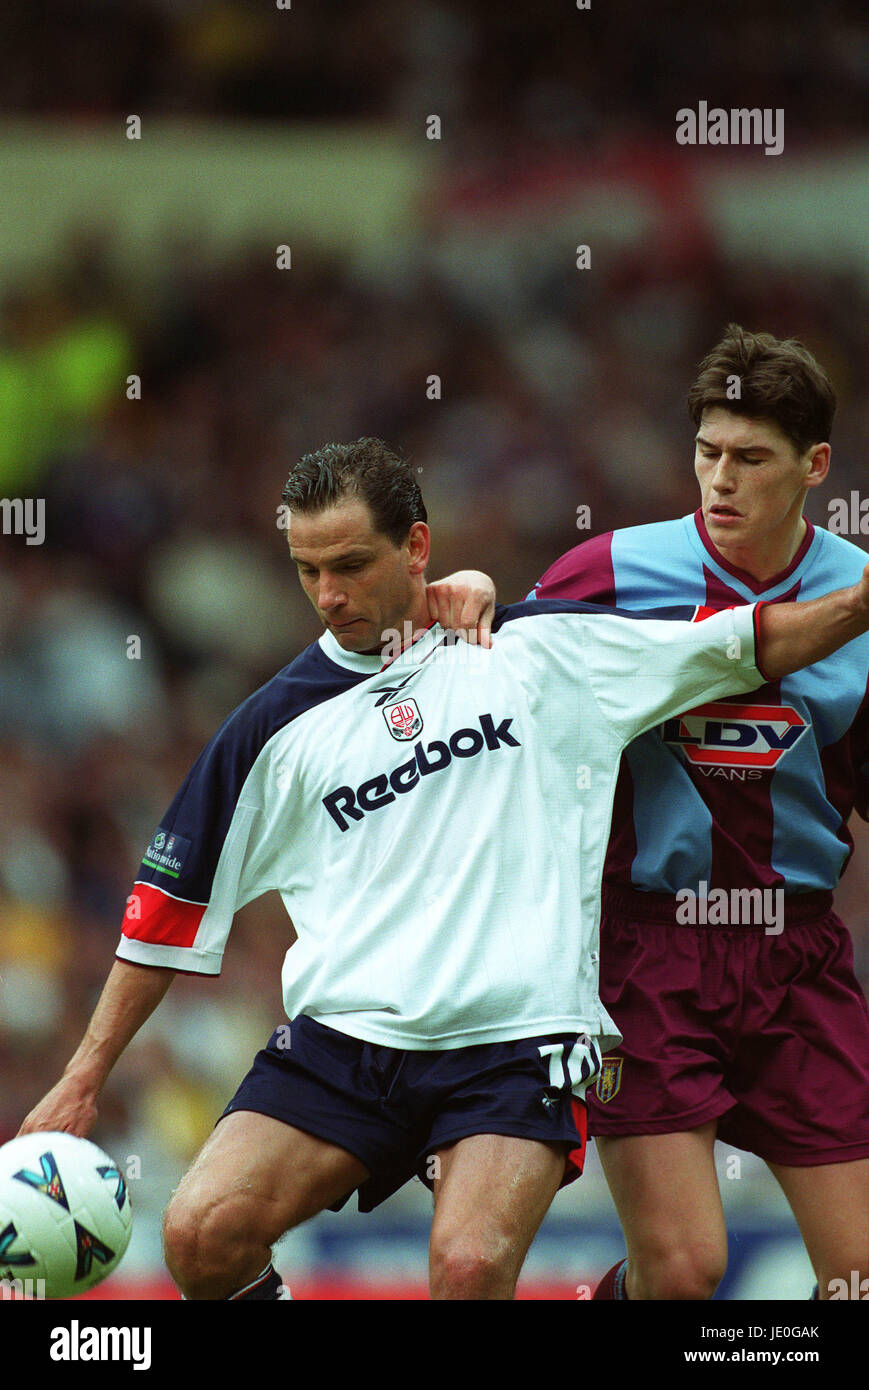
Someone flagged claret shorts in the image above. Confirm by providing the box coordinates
[587,887,869,1166]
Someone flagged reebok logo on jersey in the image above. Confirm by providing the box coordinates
[323,713,520,831]
[661,702,807,768]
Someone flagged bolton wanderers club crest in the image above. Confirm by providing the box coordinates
[595,1056,623,1104]
[383,698,423,741]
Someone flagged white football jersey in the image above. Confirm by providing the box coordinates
[117,599,762,1051]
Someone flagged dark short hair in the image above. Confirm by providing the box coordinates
[281,438,427,546]
[687,324,836,454]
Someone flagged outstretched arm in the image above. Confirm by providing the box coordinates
[18,958,175,1138]
[757,564,869,678]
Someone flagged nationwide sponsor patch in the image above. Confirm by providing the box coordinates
[142,828,192,879]
[595,1056,623,1104]
[383,698,423,741]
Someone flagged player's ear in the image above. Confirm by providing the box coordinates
[803,443,830,490]
[406,521,431,575]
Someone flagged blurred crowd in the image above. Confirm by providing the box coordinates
[3,0,867,149]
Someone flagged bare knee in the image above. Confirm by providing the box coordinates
[628,1238,726,1300]
[430,1233,517,1300]
[163,1186,270,1300]
[162,1189,226,1294]
[812,1227,869,1300]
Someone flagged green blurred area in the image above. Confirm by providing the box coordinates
[0,314,132,492]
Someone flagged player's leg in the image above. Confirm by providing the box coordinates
[163,1109,369,1299]
[427,1133,567,1299]
[721,913,869,1298]
[767,1157,869,1300]
[421,1031,599,1298]
[587,906,740,1298]
[595,1122,728,1299]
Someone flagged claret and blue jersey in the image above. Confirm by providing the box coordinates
[117,596,764,1052]
[534,510,869,897]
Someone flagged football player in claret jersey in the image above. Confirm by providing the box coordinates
[434,326,869,1300]
[19,435,869,1300]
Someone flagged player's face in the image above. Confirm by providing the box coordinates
[288,497,430,653]
[694,408,829,567]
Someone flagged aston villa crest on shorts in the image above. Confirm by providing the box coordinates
[383,698,423,741]
[595,1056,623,1104]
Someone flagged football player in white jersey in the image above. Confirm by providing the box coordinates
[19,438,869,1300]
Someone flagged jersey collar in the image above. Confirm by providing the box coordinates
[692,507,815,596]
[318,620,445,674]
[318,630,383,673]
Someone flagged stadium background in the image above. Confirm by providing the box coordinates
[1,0,867,1299]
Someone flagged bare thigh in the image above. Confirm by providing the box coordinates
[596,1122,726,1299]
[171,1109,370,1237]
[428,1133,567,1299]
[769,1156,869,1298]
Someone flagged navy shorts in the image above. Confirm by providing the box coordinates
[220,1016,601,1211]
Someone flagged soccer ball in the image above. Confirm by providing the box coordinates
[0,1132,132,1298]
